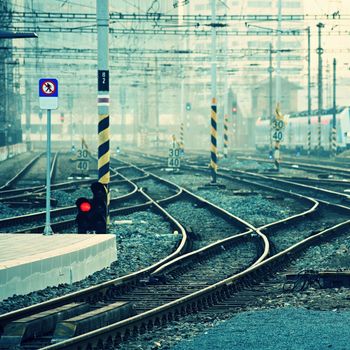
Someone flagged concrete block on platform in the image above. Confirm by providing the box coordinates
[0,234,116,301]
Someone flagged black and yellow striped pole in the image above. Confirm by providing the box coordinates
[331,58,337,157]
[97,0,110,228]
[210,98,218,182]
[210,0,218,183]
[180,122,184,154]
[307,26,312,156]
[223,114,229,158]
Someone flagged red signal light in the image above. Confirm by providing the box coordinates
[79,201,91,212]
[232,107,237,113]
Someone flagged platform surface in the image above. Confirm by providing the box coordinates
[0,234,116,301]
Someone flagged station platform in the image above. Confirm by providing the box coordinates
[0,234,116,301]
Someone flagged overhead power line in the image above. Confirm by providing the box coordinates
[8,11,350,22]
[9,25,305,36]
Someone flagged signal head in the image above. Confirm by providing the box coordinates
[76,197,92,212]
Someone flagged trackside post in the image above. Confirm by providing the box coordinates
[39,78,58,235]
[97,0,110,228]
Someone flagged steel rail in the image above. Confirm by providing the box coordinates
[0,162,121,199]
[0,175,132,202]
[226,168,350,205]
[0,153,44,191]
[0,179,138,231]
[3,154,331,349]
[35,187,269,349]
[0,158,265,346]
[39,214,350,350]
[40,218,350,350]
[237,156,350,178]
[0,185,188,332]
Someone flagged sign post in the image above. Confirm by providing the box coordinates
[168,136,181,169]
[97,0,110,227]
[39,78,58,235]
[272,104,285,172]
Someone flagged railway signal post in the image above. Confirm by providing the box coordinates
[97,0,110,227]
[39,78,58,235]
[76,182,107,234]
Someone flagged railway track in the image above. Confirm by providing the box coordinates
[235,155,350,180]
[0,152,84,192]
[0,160,158,233]
[0,153,96,204]
[1,153,349,350]
[0,160,268,349]
[36,212,348,350]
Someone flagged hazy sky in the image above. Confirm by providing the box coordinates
[305,0,350,14]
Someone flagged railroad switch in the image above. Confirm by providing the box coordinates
[198,183,226,190]
[283,270,350,292]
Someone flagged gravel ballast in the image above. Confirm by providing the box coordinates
[0,209,180,314]
[170,307,350,350]
[153,170,306,227]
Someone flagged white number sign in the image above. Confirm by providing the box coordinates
[168,147,180,168]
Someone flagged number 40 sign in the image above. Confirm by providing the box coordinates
[272,118,285,142]
[168,147,180,168]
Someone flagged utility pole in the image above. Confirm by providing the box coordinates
[119,86,126,144]
[180,64,185,150]
[307,26,312,155]
[96,0,110,228]
[332,58,337,157]
[268,43,273,151]
[317,22,324,152]
[273,0,283,172]
[326,62,331,107]
[133,86,139,146]
[24,0,34,152]
[179,1,186,152]
[210,0,218,183]
[38,111,43,143]
[275,0,282,107]
[223,2,229,158]
[155,56,160,150]
[25,80,32,151]
[142,70,149,148]
[68,94,74,151]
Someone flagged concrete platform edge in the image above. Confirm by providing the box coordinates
[0,234,116,301]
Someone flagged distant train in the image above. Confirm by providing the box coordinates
[255,106,350,153]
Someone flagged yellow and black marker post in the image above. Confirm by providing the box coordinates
[331,58,337,157]
[97,0,110,227]
[180,122,184,154]
[223,114,229,158]
[209,0,218,183]
[273,103,285,172]
[210,98,218,182]
[331,126,337,157]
